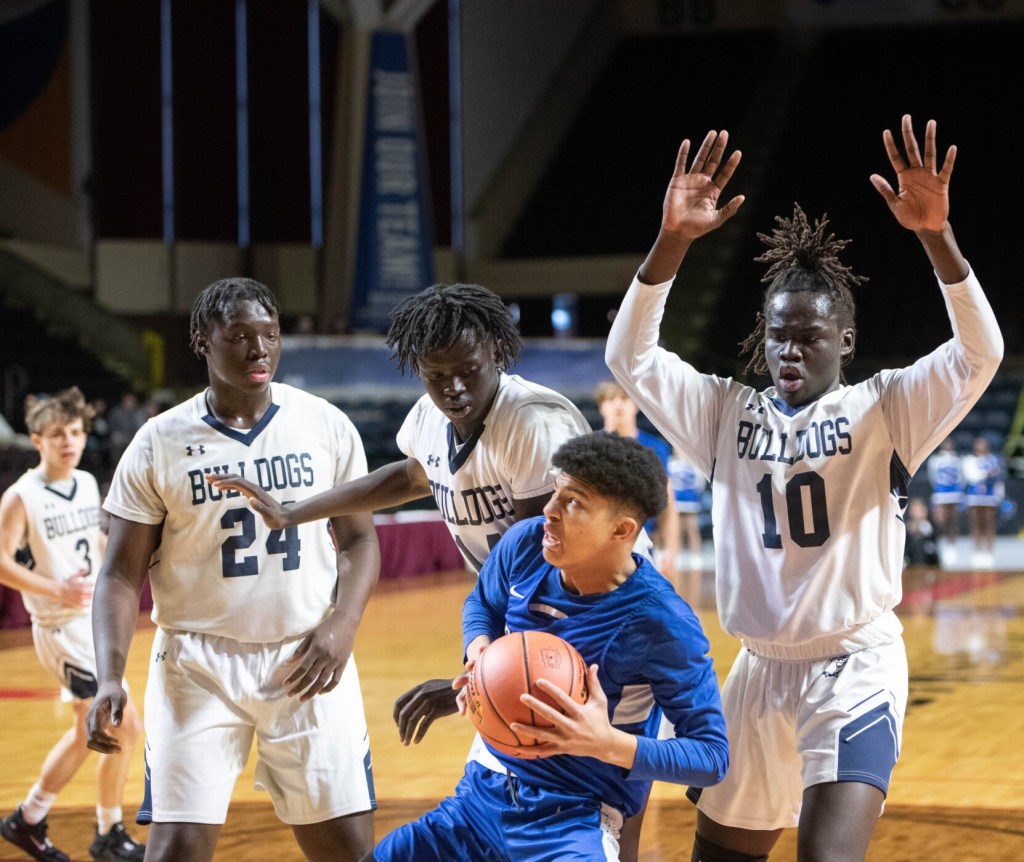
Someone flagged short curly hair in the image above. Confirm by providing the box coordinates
[551,432,667,527]
[189,277,281,358]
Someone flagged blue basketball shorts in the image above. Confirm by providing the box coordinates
[373,760,621,861]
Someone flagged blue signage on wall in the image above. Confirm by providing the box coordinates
[350,30,435,332]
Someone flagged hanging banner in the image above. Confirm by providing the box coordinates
[350,29,435,332]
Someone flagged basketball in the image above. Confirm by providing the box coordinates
[465,630,589,758]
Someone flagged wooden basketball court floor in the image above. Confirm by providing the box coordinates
[2,560,1023,861]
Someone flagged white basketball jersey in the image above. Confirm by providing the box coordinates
[11,467,101,628]
[396,373,591,572]
[608,270,1002,654]
[104,383,368,642]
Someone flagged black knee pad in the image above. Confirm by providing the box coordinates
[691,833,769,862]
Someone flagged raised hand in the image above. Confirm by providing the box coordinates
[660,129,745,241]
[870,114,956,233]
[205,472,291,530]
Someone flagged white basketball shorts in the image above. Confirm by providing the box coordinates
[694,638,907,831]
[32,613,100,701]
[141,627,376,826]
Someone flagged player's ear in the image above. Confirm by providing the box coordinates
[611,514,639,543]
[839,327,855,359]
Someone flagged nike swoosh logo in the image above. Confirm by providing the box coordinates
[509,585,525,599]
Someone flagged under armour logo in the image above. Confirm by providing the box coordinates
[155,651,167,663]
[186,445,206,456]
[426,454,441,467]
[744,403,765,415]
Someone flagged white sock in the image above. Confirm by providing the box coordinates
[21,784,58,825]
[96,805,123,836]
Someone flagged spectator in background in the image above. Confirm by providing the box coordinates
[106,392,146,467]
[904,497,940,568]
[668,447,708,572]
[962,436,1006,569]
[926,437,964,567]
[84,397,111,473]
[595,380,680,576]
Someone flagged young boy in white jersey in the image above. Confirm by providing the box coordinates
[605,116,1002,862]
[207,284,653,861]
[84,278,380,862]
[0,387,145,862]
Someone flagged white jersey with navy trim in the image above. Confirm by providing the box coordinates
[10,467,101,628]
[607,269,1002,655]
[103,383,368,642]
[396,373,591,572]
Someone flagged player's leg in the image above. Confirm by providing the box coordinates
[141,629,255,862]
[2,633,94,862]
[691,811,778,861]
[90,694,145,861]
[292,811,375,862]
[143,822,221,862]
[796,781,883,862]
[688,648,804,861]
[371,762,506,861]
[795,640,907,862]
[617,806,645,862]
[254,650,375,862]
[94,694,142,808]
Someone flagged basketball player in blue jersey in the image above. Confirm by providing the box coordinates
[84,278,380,862]
[0,388,145,862]
[606,115,1002,862]
[362,431,727,861]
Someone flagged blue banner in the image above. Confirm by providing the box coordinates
[350,30,435,332]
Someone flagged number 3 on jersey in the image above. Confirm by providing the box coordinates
[220,506,301,577]
[756,470,830,549]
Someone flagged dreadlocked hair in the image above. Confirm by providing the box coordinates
[739,203,867,377]
[26,386,95,435]
[189,277,280,358]
[386,283,522,375]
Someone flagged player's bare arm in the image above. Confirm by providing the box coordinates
[284,510,380,701]
[86,515,161,753]
[208,456,432,530]
[638,129,745,286]
[870,114,967,284]
[0,489,93,606]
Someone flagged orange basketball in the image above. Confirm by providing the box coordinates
[465,630,589,758]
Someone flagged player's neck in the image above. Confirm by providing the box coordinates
[604,421,638,438]
[205,386,273,429]
[41,462,75,483]
[560,553,637,595]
